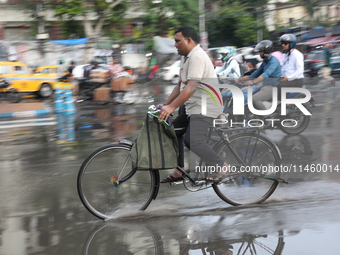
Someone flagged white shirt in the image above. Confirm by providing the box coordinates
[215,58,241,79]
[281,49,304,81]
[180,45,222,118]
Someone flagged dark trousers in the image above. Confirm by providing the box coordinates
[278,78,304,99]
[173,107,224,168]
[279,78,304,88]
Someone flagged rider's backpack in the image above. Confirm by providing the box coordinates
[131,115,179,170]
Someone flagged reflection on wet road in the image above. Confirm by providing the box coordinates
[1,78,340,254]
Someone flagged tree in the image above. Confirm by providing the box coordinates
[140,0,199,39]
[207,2,263,47]
[47,0,128,61]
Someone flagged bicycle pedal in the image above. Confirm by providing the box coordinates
[170,181,183,186]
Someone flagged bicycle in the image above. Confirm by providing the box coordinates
[81,221,284,255]
[77,107,284,220]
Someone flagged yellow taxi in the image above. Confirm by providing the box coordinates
[0,61,62,98]
[34,65,60,76]
[35,64,75,90]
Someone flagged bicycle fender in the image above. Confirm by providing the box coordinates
[118,139,134,147]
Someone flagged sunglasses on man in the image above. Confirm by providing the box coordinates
[281,41,289,45]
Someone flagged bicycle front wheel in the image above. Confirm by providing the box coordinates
[213,133,281,205]
[77,143,157,220]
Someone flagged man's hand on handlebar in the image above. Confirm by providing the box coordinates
[244,80,254,86]
[159,105,175,122]
[279,76,288,82]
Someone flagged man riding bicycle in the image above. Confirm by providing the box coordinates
[158,26,228,183]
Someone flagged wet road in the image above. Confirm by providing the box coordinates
[1,77,340,254]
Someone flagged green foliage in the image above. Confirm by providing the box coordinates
[60,20,85,38]
[140,0,199,38]
[50,0,84,18]
[217,0,268,8]
[207,2,260,47]
[46,0,127,38]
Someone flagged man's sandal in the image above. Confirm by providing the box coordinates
[160,170,190,183]
[206,172,230,183]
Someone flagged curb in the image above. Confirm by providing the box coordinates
[0,107,52,118]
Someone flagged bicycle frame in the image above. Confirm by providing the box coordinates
[175,126,264,186]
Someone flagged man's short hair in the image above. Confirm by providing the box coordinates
[175,26,200,44]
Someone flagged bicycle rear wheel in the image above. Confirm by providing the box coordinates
[213,133,281,205]
[77,143,157,220]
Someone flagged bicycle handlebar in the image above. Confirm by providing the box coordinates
[147,105,171,126]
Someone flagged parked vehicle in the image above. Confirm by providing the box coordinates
[329,56,340,76]
[304,49,340,77]
[304,50,324,77]
[34,65,60,75]
[160,60,180,84]
[0,78,21,103]
[0,61,58,98]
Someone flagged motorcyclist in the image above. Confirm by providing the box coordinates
[215,46,241,80]
[243,55,260,76]
[237,40,281,111]
[83,59,99,78]
[279,34,304,87]
[77,59,100,102]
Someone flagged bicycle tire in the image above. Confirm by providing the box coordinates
[279,112,310,135]
[82,222,164,255]
[212,133,282,205]
[231,230,285,255]
[77,143,157,220]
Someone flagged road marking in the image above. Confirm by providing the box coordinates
[0,122,57,129]
[0,117,56,124]
[0,117,57,129]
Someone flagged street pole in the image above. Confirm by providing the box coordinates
[257,7,263,42]
[36,3,48,64]
[199,0,208,50]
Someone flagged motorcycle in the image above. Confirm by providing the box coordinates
[76,78,105,102]
[221,82,312,135]
[0,78,21,103]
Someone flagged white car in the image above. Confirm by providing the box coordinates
[160,60,180,84]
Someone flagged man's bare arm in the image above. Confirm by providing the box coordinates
[159,80,198,121]
[163,82,181,105]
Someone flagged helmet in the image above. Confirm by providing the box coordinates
[279,34,297,49]
[244,55,259,66]
[218,46,235,62]
[253,40,273,58]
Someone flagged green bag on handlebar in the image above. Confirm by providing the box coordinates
[131,115,179,170]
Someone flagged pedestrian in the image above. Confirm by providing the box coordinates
[237,40,281,111]
[108,56,124,78]
[158,26,228,183]
[321,43,333,79]
[279,34,304,87]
